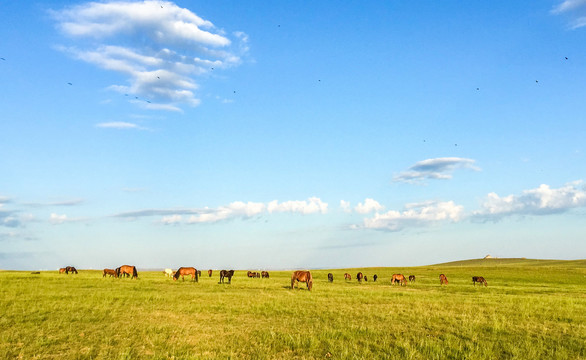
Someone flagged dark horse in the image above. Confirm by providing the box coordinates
[356,272,364,282]
[472,276,488,286]
[219,270,234,284]
[391,274,407,286]
[409,275,416,283]
[173,267,199,282]
[373,274,378,282]
[291,270,313,291]
[247,271,260,278]
[103,268,117,278]
[65,266,78,274]
[208,269,213,277]
[327,273,334,282]
[262,271,270,278]
[117,265,138,279]
[439,274,449,285]
[344,273,351,281]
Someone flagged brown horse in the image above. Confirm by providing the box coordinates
[262,271,270,278]
[103,268,117,278]
[208,269,213,277]
[472,276,487,286]
[344,273,351,281]
[356,272,364,282]
[327,273,333,282]
[173,267,198,282]
[439,274,448,285]
[373,274,378,282]
[247,271,259,278]
[391,274,407,286]
[291,270,313,291]
[59,268,66,274]
[219,270,234,284]
[117,265,138,279]
[409,275,416,283]
[65,266,78,274]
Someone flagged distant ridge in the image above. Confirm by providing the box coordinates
[431,258,586,267]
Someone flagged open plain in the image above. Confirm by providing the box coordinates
[1,258,585,359]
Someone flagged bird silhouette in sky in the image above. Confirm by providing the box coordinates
[67,82,72,85]
[0,57,5,61]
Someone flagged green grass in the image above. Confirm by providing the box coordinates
[1,259,585,359]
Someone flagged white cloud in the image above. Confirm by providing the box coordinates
[393,157,480,184]
[357,201,464,232]
[161,214,182,225]
[96,121,147,130]
[49,213,69,225]
[552,0,586,29]
[187,201,266,224]
[473,181,586,221]
[52,1,248,110]
[267,197,328,215]
[354,198,384,214]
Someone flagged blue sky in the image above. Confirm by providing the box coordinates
[1,1,585,270]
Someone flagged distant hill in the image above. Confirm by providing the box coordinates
[431,258,586,268]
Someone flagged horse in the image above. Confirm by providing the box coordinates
[291,270,313,291]
[103,268,117,278]
[391,274,407,286]
[117,265,138,279]
[262,271,270,278]
[173,267,198,282]
[439,274,448,285]
[163,268,174,277]
[356,272,364,282]
[344,273,351,281]
[409,275,416,283]
[364,276,368,282]
[247,271,258,278]
[373,274,378,282]
[219,270,234,284]
[472,276,487,286]
[208,269,213,277]
[65,266,78,274]
[59,268,66,274]
[327,273,333,282]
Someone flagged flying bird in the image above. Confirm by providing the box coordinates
[565,57,568,60]
[67,82,72,85]
[0,57,5,61]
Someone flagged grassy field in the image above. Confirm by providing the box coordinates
[1,259,585,359]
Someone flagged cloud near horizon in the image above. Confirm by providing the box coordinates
[473,181,586,221]
[52,1,248,111]
[393,157,480,184]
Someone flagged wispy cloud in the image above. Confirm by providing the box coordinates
[52,1,248,110]
[355,200,464,232]
[552,0,586,29]
[354,198,384,214]
[473,181,586,221]
[49,213,87,225]
[95,121,149,130]
[393,157,480,184]
[23,199,85,207]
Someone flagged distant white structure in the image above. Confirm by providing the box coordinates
[484,255,493,259]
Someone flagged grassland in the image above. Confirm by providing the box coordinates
[1,259,585,359]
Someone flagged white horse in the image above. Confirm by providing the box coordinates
[164,268,174,277]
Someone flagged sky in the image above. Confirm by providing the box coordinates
[1,1,585,270]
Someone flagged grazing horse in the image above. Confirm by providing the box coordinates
[364,276,368,282]
[373,274,378,282]
[103,269,117,278]
[439,274,449,285]
[391,274,407,286]
[247,271,258,278]
[59,268,66,274]
[219,270,234,284]
[327,273,334,282]
[208,269,213,277]
[117,265,138,279]
[163,268,174,277]
[344,273,352,281]
[65,266,78,274]
[262,271,270,278]
[291,270,313,291]
[409,275,416,283]
[173,267,198,282]
[356,272,364,282]
[472,276,488,286]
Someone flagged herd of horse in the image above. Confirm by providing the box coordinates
[62,266,488,288]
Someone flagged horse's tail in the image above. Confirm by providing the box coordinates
[133,266,138,279]
[291,272,296,289]
[195,268,199,282]
[308,271,313,291]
